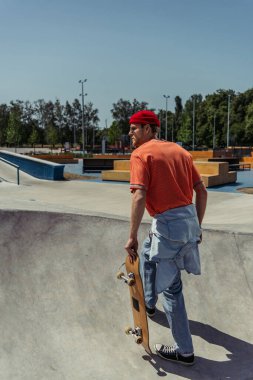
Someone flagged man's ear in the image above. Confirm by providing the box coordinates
[144,124,151,134]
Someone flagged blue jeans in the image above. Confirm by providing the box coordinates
[140,244,194,355]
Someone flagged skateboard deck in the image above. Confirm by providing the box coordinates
[117,255,151,354]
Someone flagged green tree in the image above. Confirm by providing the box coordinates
[6,108,22,150]
[21,100,38,144]
[177,95,203,147]
[28,127,40,153]
[245,102,253,144]
[54,99,64,146]
[34,99,48,146]
[177,111,192,145]
[45,122,58,149]
[157,109,174,141]
[71,99,82,146]
[232,89,253,145]
[196,90,236,148]
[83,102,100,147]
[207,89,235,147]
[111,98,149,135]
[34,99,47,130]
[195,99,210,147]
[62,102,77,146]
[174,96,183,141]
[0,104,9,146]
[107,121,121,145]
[2,87,253,149]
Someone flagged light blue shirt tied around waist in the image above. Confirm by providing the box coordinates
[141,204,202,294]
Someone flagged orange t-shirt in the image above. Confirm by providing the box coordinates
[130,139,201,216]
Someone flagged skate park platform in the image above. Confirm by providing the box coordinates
[101,159,238,188]
[1,167,253,379]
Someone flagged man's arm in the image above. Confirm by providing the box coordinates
[194,181,208,226]
[125,188,146,262]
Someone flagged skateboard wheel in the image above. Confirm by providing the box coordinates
[125,326,132,335]
[135,337,143,344]
[127,278,135,286]
[116,271,124,280]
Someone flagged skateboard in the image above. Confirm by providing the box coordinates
[117,254,151,354]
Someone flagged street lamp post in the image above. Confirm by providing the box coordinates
[163,95,170,140]
[227,94,231,148]
[80,91,88,145]
[192,95,196,151]
[79,79,87,152]
[92,123,96,150]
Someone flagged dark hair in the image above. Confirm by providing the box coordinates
[140,124,158,133]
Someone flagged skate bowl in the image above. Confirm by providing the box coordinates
[1,210,253,380]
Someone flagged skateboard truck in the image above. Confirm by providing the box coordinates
[117,271,135,286]
[125,326,143,344]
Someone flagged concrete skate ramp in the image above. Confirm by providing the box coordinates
[1,210,253,380]
[0,159,42,185]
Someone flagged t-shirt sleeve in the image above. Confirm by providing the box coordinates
[129,154,149,192]
[192,162,202,187]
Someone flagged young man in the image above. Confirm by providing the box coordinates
[125,110,207,366]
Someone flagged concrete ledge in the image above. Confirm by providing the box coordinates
[102,170,130,181]
[241,157,253,168]
[83,158,129,171]
[101,160,130,181]
[114,160,131,170]
[201,171,237,187]
[194,161,228,175]
[32,154,78,164]
[190,151,214,160]
[102,160,237,188]
[0,150,64,180]
[93,154,130,159]
[194,161,237,187]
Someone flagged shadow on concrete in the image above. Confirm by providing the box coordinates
[144,310,253,379]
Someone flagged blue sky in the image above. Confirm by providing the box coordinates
[0,0,252,127]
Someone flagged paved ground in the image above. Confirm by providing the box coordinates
[1,161,253,379]
[207,169,253,193]
[1,160,253,233]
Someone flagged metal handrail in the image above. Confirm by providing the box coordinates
[0,157,20,185]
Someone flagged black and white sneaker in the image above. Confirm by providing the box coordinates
[154,344,195,366]
[146,306,156,318]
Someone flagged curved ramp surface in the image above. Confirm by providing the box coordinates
[0,210,253,380]
[0,160,43,185]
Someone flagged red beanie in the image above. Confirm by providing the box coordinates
[129,110,160,127]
